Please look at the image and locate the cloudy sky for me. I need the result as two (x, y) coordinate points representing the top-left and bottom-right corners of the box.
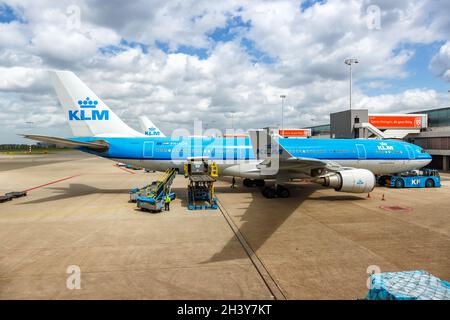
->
(1, 0), (450, 143)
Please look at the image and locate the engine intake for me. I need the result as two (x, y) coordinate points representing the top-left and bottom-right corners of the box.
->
(319, 169), (375, 193)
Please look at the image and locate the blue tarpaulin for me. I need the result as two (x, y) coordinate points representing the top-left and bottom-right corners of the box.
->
(366, 270), (450, 300)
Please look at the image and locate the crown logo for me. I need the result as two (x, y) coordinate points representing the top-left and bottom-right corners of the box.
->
(78, 97), (98, 109)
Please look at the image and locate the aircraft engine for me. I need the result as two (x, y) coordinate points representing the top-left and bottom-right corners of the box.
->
(318, 169), (375, 193)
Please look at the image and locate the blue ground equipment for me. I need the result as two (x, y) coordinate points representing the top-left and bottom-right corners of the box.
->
(132, 168), (177, 212)
(366, 270), (450, 300)
(378, 169), (441, 188)
(129, 181), (158, 202)
(184, 159), (218, 210)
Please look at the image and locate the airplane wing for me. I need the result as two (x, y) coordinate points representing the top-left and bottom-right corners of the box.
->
(249, 129), (344, 175)
(22, 134), (109, 152)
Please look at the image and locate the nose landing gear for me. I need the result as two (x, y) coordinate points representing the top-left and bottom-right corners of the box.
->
(261, 185), (290, 199)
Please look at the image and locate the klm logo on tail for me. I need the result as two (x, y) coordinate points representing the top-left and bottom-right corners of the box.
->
(69, 97), (109, 121)
(145, 127), (161, 136)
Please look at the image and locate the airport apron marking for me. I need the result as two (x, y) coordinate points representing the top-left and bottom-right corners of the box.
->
(114, 164), (136, 174)
(23, 174), (81, 192)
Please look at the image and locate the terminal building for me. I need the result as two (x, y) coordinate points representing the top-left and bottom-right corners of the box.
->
(306, 107), (450, 171)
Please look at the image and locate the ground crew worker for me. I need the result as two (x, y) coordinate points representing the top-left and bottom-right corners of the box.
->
(231, 176), (236, 188)
(164, 194), (171, 211)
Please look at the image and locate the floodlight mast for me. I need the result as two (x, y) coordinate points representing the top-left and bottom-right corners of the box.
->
(344, 58), (359, 110)
(280, 94), (286, 132)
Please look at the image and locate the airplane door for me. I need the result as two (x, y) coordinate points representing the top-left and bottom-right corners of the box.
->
(143, 141), (154, 158)
(356, 144), (366, 160)
(405, 145), (415, 159)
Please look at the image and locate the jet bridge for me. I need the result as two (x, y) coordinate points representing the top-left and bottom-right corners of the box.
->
(354, 122), (387, 139)
(330, 109), (426, 139)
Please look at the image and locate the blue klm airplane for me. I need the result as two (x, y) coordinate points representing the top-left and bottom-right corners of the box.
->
(24, 71), (432, 198)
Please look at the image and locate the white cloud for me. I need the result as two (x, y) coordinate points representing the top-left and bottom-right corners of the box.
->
(0, 21), (29, 48)
(430, 41), (450, 81)
(0, 67), (48, 92)
(359, 89), (447, 114)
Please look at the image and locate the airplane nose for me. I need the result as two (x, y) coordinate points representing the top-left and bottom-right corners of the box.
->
(421, 151), (432, 166)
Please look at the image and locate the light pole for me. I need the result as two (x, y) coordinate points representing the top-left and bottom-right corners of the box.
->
(227, 112), (236, 132)
(280, 94), (286, 132)
(344, 58), (358, 110)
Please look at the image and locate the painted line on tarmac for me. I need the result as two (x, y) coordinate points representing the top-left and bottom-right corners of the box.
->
(216, 198), (287, 300)
(114, 165), (136, 174)
(23, 174), (81, 192)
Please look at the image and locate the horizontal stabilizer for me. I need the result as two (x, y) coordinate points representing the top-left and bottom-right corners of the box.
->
(22, 134), (109, 152)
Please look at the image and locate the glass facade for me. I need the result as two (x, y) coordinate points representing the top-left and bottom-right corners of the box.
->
(407, 107), (450, 170)
(410, 137), (450, 150)
(414, 107), (450, 128)
(307, 124), (330, 136)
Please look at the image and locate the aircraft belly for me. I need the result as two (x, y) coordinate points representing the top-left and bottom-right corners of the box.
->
(110, 158), (177, 172)
(110, 157), (431, 177)
(110, 158), (264, 176)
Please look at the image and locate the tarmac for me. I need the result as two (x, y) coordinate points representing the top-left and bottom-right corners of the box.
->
(0, 151), (449, 299)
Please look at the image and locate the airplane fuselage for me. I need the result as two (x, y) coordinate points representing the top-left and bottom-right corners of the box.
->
(74, 136), (432, 177)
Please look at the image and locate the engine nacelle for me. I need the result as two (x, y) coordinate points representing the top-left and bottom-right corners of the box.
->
(319, 169), (375, 193)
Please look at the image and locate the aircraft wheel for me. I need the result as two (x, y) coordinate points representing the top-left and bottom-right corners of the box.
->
(262, 187), (276, 199)
(277, 186), (290, 198)
(395, 178), (404, 188)
(255, 179), (265, 187)
(425, 179), (435, 188)
(243, 178), (252, 187)
(377, 176), (387, 186)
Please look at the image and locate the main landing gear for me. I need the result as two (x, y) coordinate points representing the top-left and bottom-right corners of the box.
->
(242, 178), (290, 198)
(243, 178), (265, 188)
(261, 185), (290, 199)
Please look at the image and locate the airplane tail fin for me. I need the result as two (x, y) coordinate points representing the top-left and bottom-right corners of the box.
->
(139, 116), (166, 137)
(50, 70), (143, 137)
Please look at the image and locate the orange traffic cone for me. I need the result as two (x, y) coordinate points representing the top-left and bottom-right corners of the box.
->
(381, 193), (385, 201)
(367, 193), (371, 198)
